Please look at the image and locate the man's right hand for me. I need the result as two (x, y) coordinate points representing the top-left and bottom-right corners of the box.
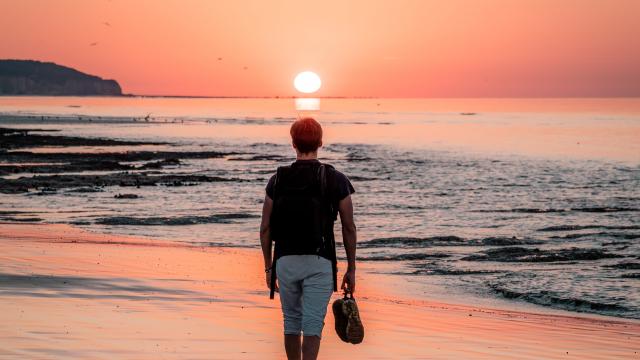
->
(338, 195), (357, 294)
(266, 270), (278, 292)
(341, 269), (356, 293)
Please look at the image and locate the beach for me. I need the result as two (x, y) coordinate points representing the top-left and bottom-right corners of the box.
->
(1, 97), (639, 358)
(3, 1), (640, 358)
(1, 223), (638, 359)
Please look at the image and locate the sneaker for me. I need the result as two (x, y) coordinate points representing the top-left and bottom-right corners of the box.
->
(332, 292), (364, 344)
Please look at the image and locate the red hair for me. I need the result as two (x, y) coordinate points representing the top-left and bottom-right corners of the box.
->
(290, 117), (323, 153)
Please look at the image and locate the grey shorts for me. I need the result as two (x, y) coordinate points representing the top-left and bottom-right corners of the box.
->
(276, 255), (333, 338)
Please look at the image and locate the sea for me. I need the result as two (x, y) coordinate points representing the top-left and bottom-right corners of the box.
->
(1, 96), (639, 319)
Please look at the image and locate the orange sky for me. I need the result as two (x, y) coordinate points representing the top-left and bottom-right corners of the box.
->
(1, 0), (639, 97)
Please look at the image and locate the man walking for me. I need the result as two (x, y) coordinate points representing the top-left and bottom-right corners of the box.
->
(260, 117), (358, 360)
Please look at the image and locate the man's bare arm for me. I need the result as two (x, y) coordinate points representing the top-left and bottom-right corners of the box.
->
(260, 195), (274, 289)
(338, 195), (357, 292)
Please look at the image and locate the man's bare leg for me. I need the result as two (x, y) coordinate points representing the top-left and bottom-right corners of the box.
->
(302, 335), (321, 360)
(285, 334), (302, 360)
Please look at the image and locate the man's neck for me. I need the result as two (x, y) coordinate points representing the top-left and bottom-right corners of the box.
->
(296, 152), (318, 161)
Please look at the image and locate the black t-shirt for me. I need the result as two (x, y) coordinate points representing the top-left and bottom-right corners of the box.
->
(265, 159), (355, 208)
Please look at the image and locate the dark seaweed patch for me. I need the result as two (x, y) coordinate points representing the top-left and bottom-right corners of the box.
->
(66, 187), (105, 193)
(114, 193), (140, 199)
(0, 127), (164, 150)
(0, 173), (243, 194)
(0, 150), (237, 170)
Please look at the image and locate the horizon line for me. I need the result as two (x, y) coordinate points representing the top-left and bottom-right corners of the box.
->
(124, 94), (640, 99)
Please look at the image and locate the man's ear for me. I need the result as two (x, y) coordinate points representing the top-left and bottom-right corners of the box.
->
(292, 142), (297, 150)
(318, 140), (323, 148)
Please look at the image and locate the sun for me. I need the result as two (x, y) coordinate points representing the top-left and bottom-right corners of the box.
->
(294, 71), (321, 94)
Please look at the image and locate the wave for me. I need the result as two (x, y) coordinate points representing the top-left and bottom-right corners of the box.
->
(537, 224), (640, 232)
(359, 236), (465, 248)
(621, 273), (640, 279)
(414, 268), (500, 276)
(602, 240), (631, 247)
(344, 155), (373, 162)
(572, 207), (640, 213)
(603, 262), (640, 270)
(550, 232), (640, 240)
(489, 284), (633, 317)
(94, 213), (258, 226)
(409, 263), (502, 276)
(358, 252), (451, 261)
(462, 247), (621, 262)
(479, 237), (544, 246)
(473, 207), (640, 214)
(473, 208), (566, 213)
(226, 154), (288, 161)
(191, 241), (258, 248)
(359, 236), (543, 249)
(0, 216), (43, 222)
(347, 175), (381, 181)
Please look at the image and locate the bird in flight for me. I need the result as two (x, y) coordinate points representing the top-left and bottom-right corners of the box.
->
(89, 42), (98, 46)
(103, 22), (111, 27)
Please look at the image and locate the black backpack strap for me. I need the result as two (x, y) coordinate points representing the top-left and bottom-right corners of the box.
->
(318, 163), (338, 292)
(320, 164), (338, 219)
(272, 166), (282, 201)
(318, 164), (327, 198)
(269, 258), (277, 299)
(269, 166), (284, 300)
(317, 164), (329, 234)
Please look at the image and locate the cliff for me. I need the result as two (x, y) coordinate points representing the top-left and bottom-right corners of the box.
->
(0, 60), (122, 96)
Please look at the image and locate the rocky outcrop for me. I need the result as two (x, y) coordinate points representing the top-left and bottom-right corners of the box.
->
(0, 60), (122, 95)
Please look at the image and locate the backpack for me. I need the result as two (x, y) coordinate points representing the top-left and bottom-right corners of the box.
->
(269, 162), (338, 299)
(270, 163), (331, 255)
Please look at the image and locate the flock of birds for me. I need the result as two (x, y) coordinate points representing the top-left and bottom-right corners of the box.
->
(89, 20), (250, 70)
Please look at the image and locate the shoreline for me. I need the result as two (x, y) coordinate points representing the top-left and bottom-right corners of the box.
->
(1, 223), (638, 359)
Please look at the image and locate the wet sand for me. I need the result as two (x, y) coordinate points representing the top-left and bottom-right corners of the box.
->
(0, 223), (638, 359)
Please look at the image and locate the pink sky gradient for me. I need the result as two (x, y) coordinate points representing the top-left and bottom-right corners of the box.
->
(1, 0), (639, 97)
